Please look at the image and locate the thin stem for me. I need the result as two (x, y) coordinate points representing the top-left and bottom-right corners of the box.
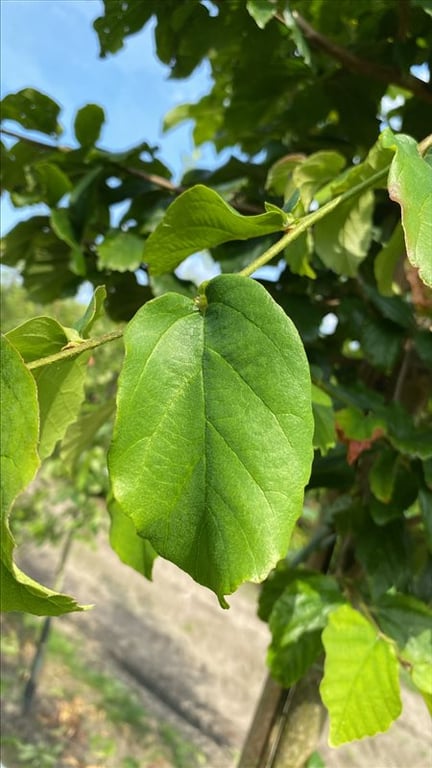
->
(26, 329), (123, 370)
(239, 166), (388, 277)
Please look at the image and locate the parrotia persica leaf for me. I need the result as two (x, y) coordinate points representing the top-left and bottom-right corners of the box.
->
(142, 185), (289, 276)
(320, 604), (402, 746)
(109, 274), (314, 605)
(0, 335), (84, 615)
(109, 499), (157, 581)
(382, 128), (432, 288)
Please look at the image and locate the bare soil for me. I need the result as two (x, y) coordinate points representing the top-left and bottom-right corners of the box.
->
(3, 535), (432, 768)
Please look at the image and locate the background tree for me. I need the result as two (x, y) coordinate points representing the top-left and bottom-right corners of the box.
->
(1, 0), (431, 761)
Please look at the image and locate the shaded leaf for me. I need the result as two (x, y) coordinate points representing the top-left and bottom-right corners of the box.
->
(1, 88), (61, 135)
(109, 499), (157, 580)
(312, 385), (336, 456)
(74, 104), (105, 147)
(109, 274), (313, 604)
(60, 398), (116, 472)
(374, 222), (405, 296)
(320, 605), (402, 745)
(314, 192), (374, 277)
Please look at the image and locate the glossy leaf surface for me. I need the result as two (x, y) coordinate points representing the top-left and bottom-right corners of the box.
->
(109, 274), (313, 603)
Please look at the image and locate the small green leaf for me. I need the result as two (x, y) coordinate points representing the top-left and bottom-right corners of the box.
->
(246, 0), (276, 29)
(382, 128), (432, 287)
(6, 318), (88, 460)
(320, 604), (402, 745)
(314, 192), (374, 277)
(73, 285), (108, 338)
(142, 185), (288, 276)
(267, 573), (343, 686)
(1, 88), (61, 135)
(74, 103), (105, 147)
(293, 151), (346, 210)
(312, 385), (336, 456)
(374, 223), (405, 296)
(33, 163), (72, 206)
(1, 335), (83, 615)
(109, 499), (157, 580)
(60, 398), (116, 472)
(97, 231), (144, 272)
(109, 274), (313, 603)
(370, 447), (398, 502)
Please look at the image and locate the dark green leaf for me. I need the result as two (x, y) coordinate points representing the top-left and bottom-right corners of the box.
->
(312, 385), (336, 456)
(74, 104), (105, 147)
(109, 274), (314, 604)
(1, 88), (61, 135)
(109, 499), (157, 580)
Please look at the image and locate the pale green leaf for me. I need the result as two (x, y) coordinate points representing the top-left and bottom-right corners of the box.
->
(265, 153), (306, 201)
(74, 103), (105, 147)
(285, 230), (316, 278)
(6, 317), (89, 460)
(1, 335), (83, 615)
(293, 151), (346, 210)
(246, 0), (275, 28)
(109, 499), (157, 580)
(321, 604), (402, 745)
(97, 231), (144, 272)
(109, 274), (314, 604)
(73, 285), (108, 338)
(314, 191), (374, 277)
(142, 185), (288, 276)
(382, 128), (432, 287)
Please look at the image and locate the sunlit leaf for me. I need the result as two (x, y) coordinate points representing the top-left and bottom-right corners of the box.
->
(142, 185), (288, 276)
(382, 128), (432, 287)
(97, 231), (144, 272)
(320, 604), (402, 745)
(109, 274), (313, 604)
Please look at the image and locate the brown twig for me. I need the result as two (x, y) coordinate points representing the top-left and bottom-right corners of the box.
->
(285, 11), (432, 105)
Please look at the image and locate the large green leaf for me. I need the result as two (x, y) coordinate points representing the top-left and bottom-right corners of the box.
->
(109, 274), (314, 604)
(320, 604), (402, 745)
(142, 185), (288, 276)
(382, 129), (432, 287)
(1, 335), (83, 615)
(6, 317), (88, 460)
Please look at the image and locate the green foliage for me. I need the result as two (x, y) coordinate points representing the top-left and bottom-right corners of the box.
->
(109, 275), (313, 603)
(1, 0), (432, 752)
(320, 605), (402, 746)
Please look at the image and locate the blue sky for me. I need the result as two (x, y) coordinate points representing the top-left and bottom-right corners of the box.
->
(1, 0), (226, 234)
